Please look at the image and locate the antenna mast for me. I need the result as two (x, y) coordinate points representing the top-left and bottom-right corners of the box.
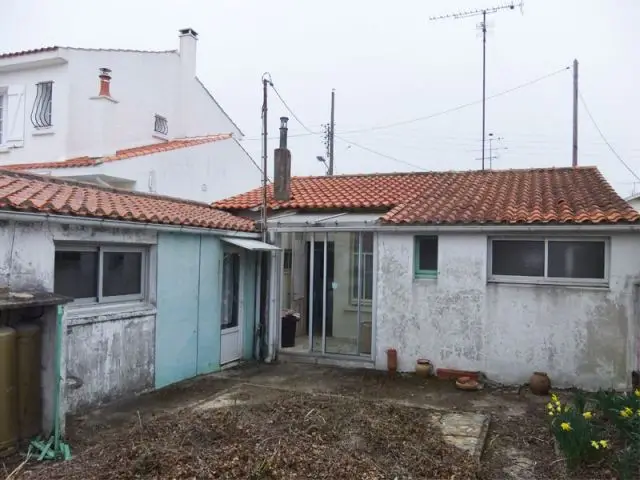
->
(430, 2), (523, 171)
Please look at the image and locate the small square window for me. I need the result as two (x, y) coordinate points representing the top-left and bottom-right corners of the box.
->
(415, 236), (438, 278)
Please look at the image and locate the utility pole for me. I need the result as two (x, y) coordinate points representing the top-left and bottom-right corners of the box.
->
(572, 59), (579, 167)
(260, 73), (273, 242)
(328, 89), (335, 176)
(430, 2), (523, 170)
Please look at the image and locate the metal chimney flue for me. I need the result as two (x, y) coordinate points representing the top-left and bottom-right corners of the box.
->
(279, 116), (289, 149)
(273, 116), (292, 201)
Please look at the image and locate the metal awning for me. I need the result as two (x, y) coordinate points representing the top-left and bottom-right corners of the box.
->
(267, 212), (382, 229)
(221, 237), (280, 251)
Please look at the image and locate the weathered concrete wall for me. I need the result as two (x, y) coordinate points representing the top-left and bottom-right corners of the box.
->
(65, 309), (155, 412)
(0, 220), (158, 416)
(375, 231), (640, 390)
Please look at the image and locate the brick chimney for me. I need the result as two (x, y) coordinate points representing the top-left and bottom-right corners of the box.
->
(98, 67), (112, 97)
(176, 28), (198, 138)
(87, 67), (118, 157)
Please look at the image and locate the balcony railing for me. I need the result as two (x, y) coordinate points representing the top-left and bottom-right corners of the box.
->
(154, 114), (168, 136)
(31, 81), (53, 128)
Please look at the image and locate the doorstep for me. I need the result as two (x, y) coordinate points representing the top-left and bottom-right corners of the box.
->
(277, 350), (375, 370)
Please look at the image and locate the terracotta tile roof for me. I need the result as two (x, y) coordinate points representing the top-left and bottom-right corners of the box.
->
(0, 47), (59, 59)
(213, 167), (640, 225)
(0, 170), (255, 232)
(2, 134), (233, 171)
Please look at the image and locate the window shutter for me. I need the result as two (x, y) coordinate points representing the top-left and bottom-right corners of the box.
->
(6, 85), (26, 147)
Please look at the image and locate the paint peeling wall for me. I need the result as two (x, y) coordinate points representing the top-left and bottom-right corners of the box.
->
(0, 220), (158, 416)
(375, 231), (640, 390)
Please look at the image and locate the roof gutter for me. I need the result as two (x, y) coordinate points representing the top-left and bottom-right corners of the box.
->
(0, 210), (259, 238)
(268, 223), (640, 233)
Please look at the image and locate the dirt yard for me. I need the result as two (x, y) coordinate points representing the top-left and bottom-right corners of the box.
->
(3, 363), (570, 479)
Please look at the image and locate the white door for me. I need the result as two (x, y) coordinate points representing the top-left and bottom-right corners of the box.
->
(220, 250), (243, 365)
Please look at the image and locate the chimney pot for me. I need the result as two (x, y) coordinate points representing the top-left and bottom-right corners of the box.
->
(98, 67), (112, 97)
(279, 117), (289, 149)
(179, 27), (198, 38)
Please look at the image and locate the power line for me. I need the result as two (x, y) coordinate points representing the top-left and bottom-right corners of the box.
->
(338, 66), (570, 135)
(269, 81), (427, 171)
(242, 66), (571, 141)
(270, 83), (317, 135)
(578, 90), (640, 182)
(334, 135), (428, 171)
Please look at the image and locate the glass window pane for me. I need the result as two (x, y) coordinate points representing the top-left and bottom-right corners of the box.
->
(364, 254), (374, 300)
(362, 232), (374, 253)
(492, 240), (544, 277)
(102, 251), (143, 297)
(548, 241), (605, 279)
(221, 253), (240, 329)
(417, 236), (438, 271)
(54, 250), (98, 299)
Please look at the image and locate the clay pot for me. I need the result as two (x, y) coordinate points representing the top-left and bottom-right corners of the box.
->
(386, 349), (398, 375)
(529, 371), (551, 395)
(456, 376), (481, 391)
(415, 359), (433, 378)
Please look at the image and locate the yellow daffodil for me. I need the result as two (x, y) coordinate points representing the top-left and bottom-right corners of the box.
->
(599, 440), (609, 449)
(546, 403), (554, 410)
(556, 406), (562, 413)
(555, 400), (561, 407)
(591, 440), (600, 449)
(634, 388), (640, 398)
(560, 422), (572, 431)
(583, 411), (593, 420)
(548, 411), (554, 416)
(621, 407), (634, 418)
(551, 393), (559, 402)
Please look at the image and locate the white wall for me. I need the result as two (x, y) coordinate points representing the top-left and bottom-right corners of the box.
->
(0, 220), (158, 422)
(628, 198), (640, 212)
(43, 137), (261, 202)
(375, 231), (640, 391)
(0, 45), (242, 165)
(0, 61), (70, 166)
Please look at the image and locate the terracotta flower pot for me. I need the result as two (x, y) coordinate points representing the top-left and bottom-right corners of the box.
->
(529, 371), (551, 395)
(386, 349), (397, 375)
(416, 359), (433, 378)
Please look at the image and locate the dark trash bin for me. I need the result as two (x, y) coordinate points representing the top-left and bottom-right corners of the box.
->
(281, 314), (298, 348)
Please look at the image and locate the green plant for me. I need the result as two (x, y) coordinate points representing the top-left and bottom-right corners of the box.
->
(594, 389), (640, 441)
(547, 394), (607, 470)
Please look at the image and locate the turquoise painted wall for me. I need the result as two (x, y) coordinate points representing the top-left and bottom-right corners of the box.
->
(155, 232), (200, 389)
(243, 251), (257, 360)
(155, 232), (224, 388)
(197, 236), (223, 374)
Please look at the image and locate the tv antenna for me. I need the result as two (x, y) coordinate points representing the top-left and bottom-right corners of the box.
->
(430, 2), (524, 171)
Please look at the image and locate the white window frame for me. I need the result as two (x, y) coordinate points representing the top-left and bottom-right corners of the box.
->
(488, 236), (610, 287)
(350, 232), (373, 306)
(55, 244), (148, 305)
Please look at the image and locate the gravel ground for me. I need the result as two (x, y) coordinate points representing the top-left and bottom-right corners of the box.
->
(15, 391), (478, 480)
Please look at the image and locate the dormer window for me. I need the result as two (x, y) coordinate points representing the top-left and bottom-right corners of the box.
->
(31, 81), (53, 128)
(154, 114), (168, 136)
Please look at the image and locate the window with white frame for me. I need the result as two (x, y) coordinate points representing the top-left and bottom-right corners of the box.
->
(54, 245), (148, 303)
(350, 232), (374, 304)
(489, 237), (607, 284)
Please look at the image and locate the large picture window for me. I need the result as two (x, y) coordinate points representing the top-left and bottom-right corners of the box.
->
(489, 237), (607, 285)
(54, 245), (147, 303)
(350, 232), (373, 304)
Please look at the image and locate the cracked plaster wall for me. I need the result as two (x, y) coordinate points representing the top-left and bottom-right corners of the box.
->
(0, 220), (157, 420)
(375, 232), (640, 390)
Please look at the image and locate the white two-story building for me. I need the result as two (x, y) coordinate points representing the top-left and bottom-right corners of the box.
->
(0, 28), (260, 202)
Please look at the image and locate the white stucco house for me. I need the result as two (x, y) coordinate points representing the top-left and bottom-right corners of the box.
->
(625, 192), (640, 213)
(215, 166), (640, 391)
(0, 28), (259, 202)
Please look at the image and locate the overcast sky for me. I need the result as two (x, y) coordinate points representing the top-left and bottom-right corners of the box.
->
(2, 0), (639, 196)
